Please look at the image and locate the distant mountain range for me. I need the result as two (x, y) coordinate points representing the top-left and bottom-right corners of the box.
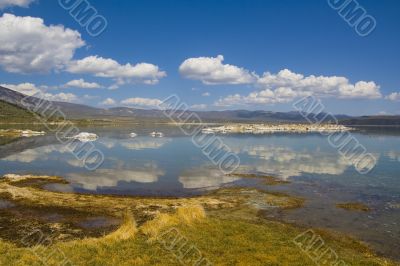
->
(1, 85), (399, 125)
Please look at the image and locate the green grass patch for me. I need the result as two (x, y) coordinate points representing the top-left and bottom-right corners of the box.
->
(0, 206), (395, 266)
(0, 175), (395, 265)
(0, 100), (36, 123)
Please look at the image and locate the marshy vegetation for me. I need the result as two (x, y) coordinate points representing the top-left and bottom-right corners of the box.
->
(336, 202), (372, 212)
(0, 174), (396, 265)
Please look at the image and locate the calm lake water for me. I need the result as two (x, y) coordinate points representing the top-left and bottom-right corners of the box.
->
(0, 125), (399, 259)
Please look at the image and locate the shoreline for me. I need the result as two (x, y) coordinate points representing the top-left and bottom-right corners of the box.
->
(0, 174), (397, 265)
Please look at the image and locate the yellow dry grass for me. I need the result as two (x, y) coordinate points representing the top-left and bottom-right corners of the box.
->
(1, 175), (398, 265)
(141, 205), (206, 241)
(103, 209), (138, 241)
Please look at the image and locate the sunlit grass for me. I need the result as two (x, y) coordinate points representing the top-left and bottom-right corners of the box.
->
(141, 205), (206, 241)
(0, 175), (396, 265)
(0, 205), (396, 266)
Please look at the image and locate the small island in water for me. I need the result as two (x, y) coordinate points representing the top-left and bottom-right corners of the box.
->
(202, 123), (353, 134)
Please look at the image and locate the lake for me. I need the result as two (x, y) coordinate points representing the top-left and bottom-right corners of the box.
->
(0, 125), (399, 259)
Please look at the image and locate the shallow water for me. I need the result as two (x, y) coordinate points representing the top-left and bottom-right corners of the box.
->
(0, 125), (399, 259)
(78, 217), (121, 229)
(0, 199), (14, 209)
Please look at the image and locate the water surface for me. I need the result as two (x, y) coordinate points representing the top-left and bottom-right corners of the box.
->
(0, 125), (399, 259)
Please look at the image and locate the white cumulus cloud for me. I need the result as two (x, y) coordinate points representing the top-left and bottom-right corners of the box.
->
(179, 55), (256, 85)
(191, 104), (207, 110)
(180, 55), (382, 106)
(215, 87), (310, 107)
(215, 67), (382, 107)
(2, 82), (78, 103)
(0, 13), (84, 73)
(64, 79), (103, 89)
(67, 55), (167, 85)
(100, 98), (116, 106)
(120, 97), (162, 108)
(1, 82), (40, 95)
(0, 14), (165, 87)
(45, 92), (78, 102)
(385, 92), (400, 101)
(257, 69), (382, 100)
(0, 0), (34, 9)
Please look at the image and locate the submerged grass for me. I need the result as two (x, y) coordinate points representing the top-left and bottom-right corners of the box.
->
(336, 202), (372, 212)
(228, 173), (291, 185)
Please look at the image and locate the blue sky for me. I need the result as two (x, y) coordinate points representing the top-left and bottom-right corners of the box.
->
(0, 0), (399, 115)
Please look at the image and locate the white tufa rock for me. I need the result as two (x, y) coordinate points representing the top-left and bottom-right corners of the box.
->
(201, 124), (353, 134)
(3, 174), (51, 181)
(72, 132), (98, 142)
(20, 130), (45, 137)
(3, 174), (26, 181)
(150, 131), (164, 138)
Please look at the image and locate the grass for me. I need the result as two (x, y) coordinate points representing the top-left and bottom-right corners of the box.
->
(103, 210), (138, 241)
(0, 129), (45, 138)
(141, 205), (206, 241)
(0, 174), (396, 265)
(264, 191), (305, 209)
(0, 129), (26, 137)
(0, 205), (396, 266)
(0, 100), (37, 123)
(336, 202), (372, 212)
(0, 175), (304, 223)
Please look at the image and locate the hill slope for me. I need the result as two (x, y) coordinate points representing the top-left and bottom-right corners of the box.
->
(340, 116), (400, 126)
(2, 85), (400, 125)
(0, 100), (37, 123)
(0, 85), (108, 119)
